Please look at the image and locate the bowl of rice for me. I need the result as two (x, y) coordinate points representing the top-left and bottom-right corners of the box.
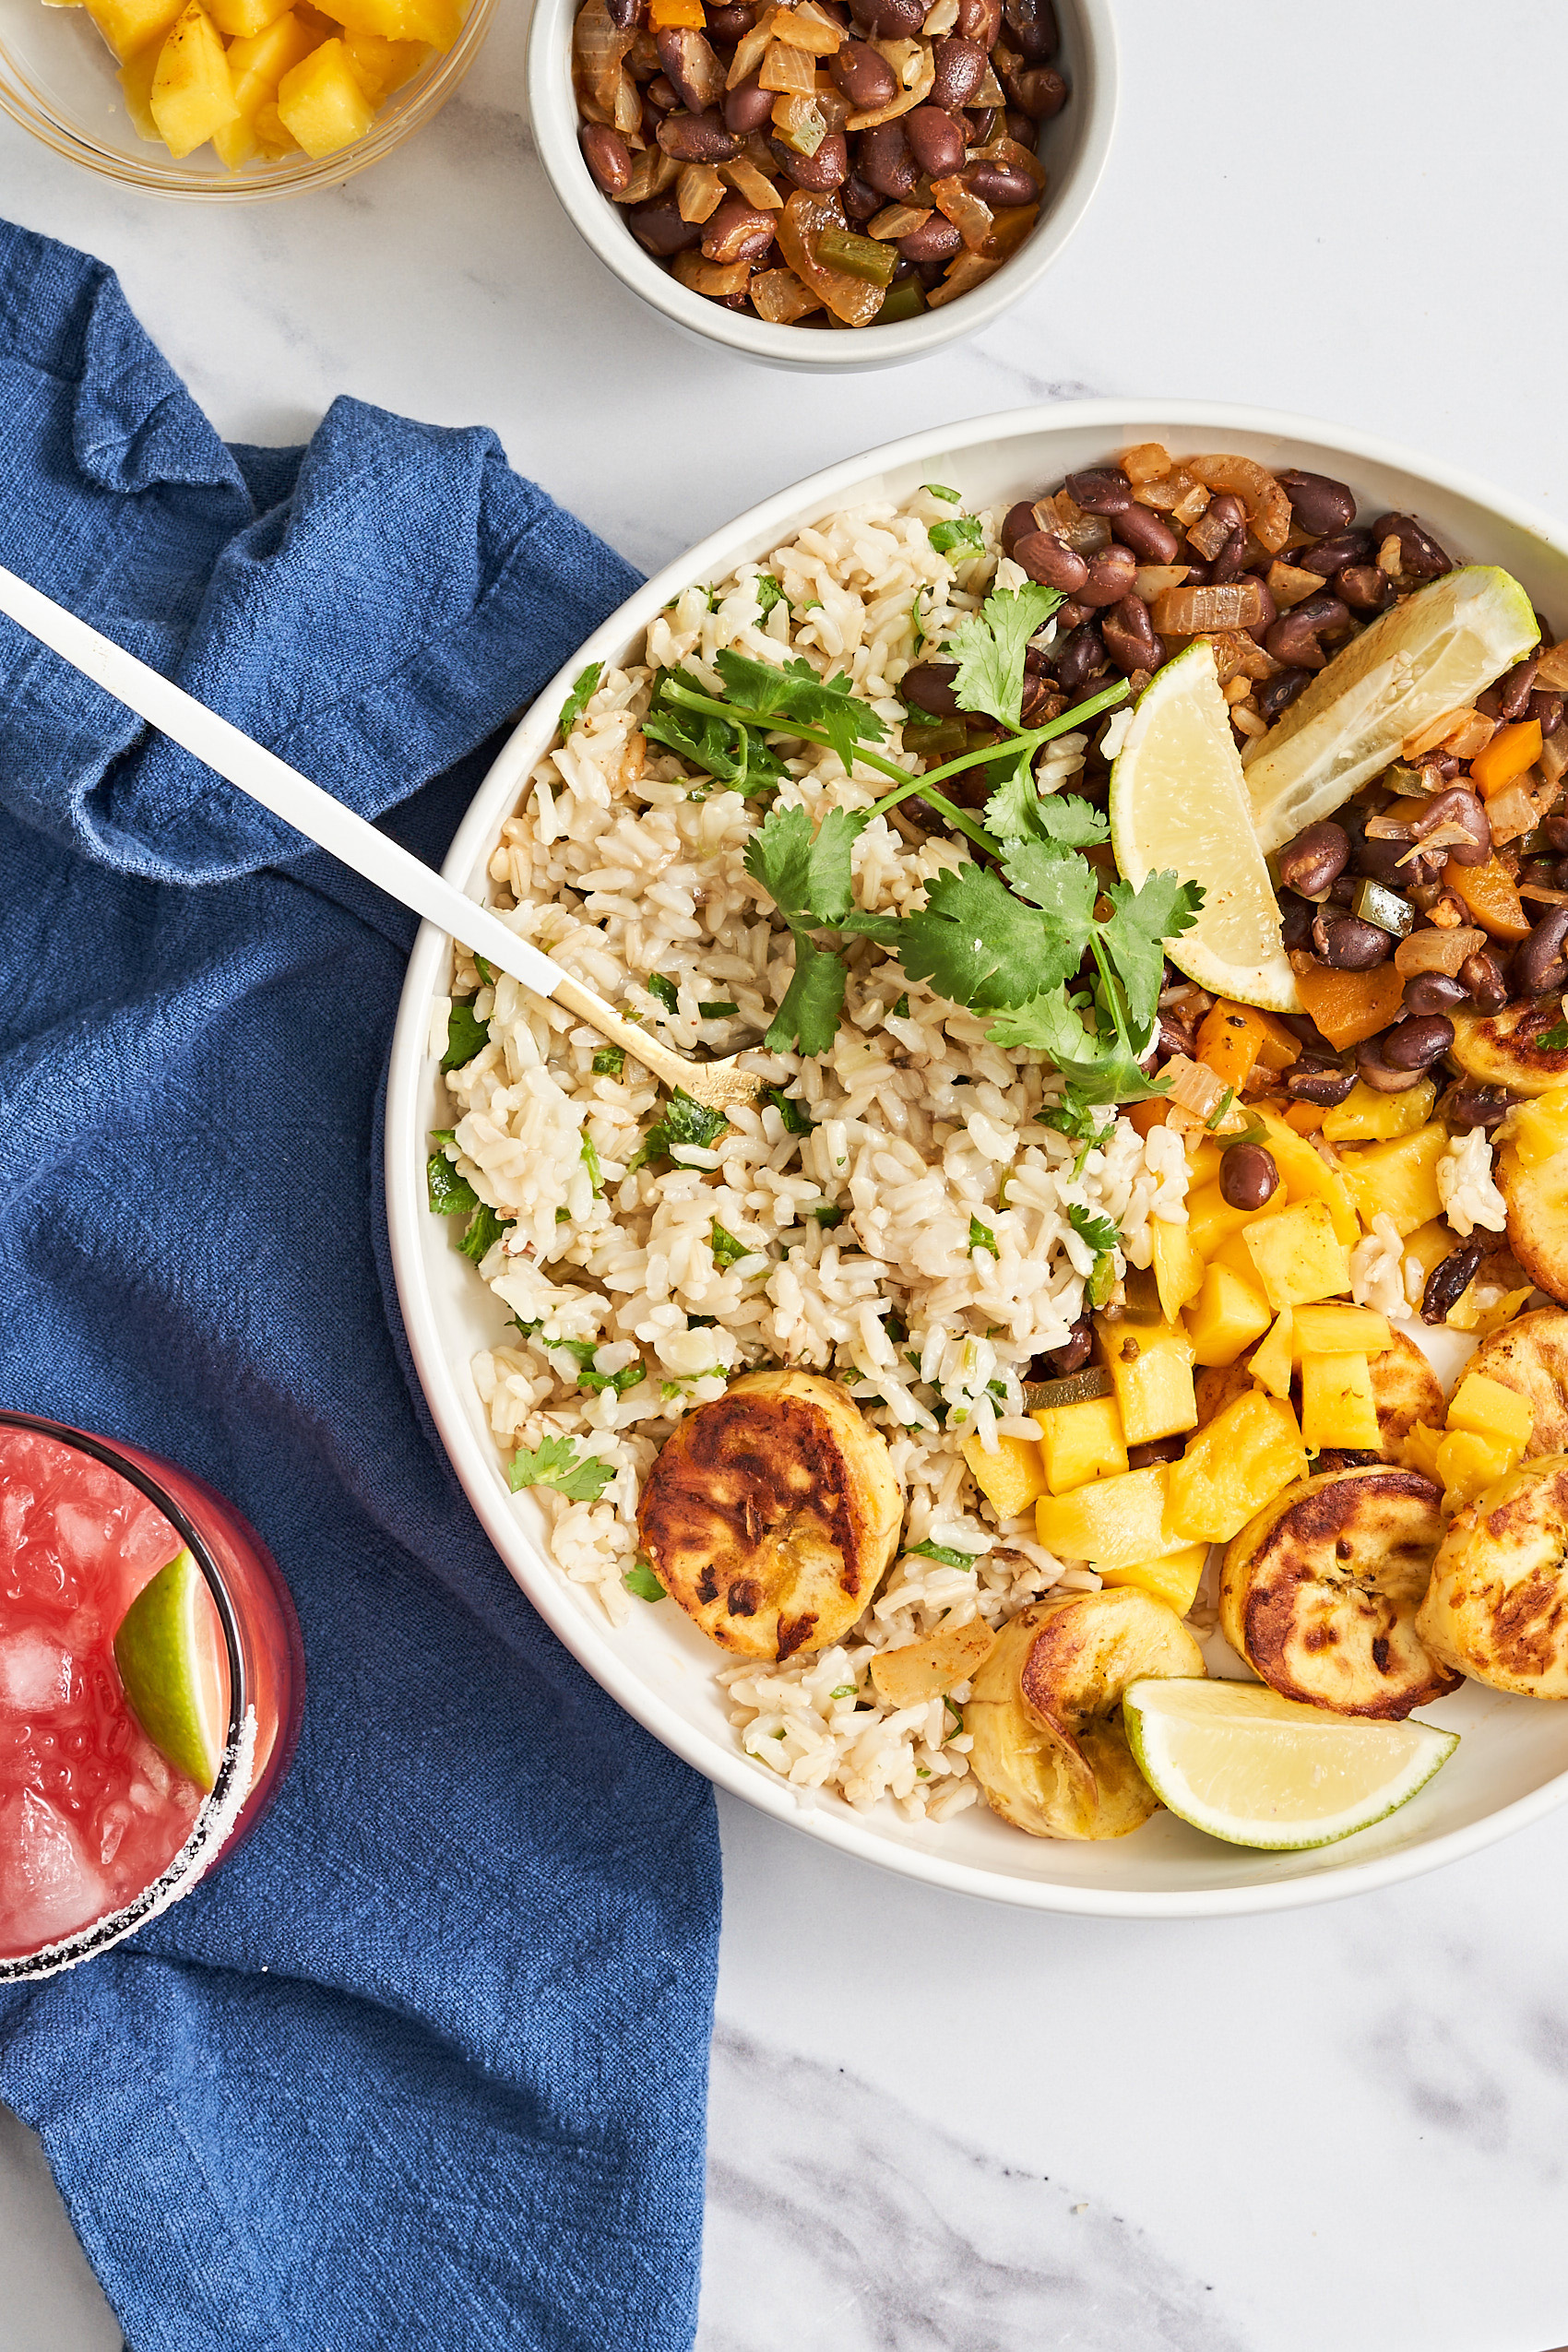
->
(385, 400), (1568, 1915)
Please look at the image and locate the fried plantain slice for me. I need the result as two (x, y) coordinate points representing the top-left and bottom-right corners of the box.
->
(1498, 1128), (1568, 1304)
(1467, 1309), (1568, 1455)
(1450, 1001), (1568, 1097)
(637, 1368), (902, 1662)
(967, 1586), (1205, 1840)
(1417, 1454), (1568, 1697)
(1220, 1466), (1461, 1719)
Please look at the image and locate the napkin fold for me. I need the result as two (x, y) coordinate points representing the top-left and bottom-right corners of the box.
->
(0, 220), (720, 2352)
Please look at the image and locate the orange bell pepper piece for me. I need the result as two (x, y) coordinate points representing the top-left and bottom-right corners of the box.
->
(1127, 1098), (1169, 1138)
(650, 0), (705, 23)
(1469, 719), (1542, 800)
(1289, 960), (1407, 1049)
(1195, 999), (1299, 1091)
(1283, 1099), (1326, 1135)
(1443, 854), (1532, 940)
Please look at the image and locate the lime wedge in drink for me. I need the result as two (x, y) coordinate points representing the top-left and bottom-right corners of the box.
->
(113, 1549), (228, 1793)
(1110, 640), (1300, 1012)
(1123, 1676), (1458, 1851)
(1242, 565), (1538, 853)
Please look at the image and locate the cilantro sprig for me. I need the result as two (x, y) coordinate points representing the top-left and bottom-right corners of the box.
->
(506, 1435), (616, 1503)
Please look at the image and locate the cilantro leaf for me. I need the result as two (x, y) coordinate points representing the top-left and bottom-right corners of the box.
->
(904, 1538), (979, 1568)
(458, 1203), (511, 1262)
(542, 1337), (645, 1400)
(766, 933), (848, 1056)
(744, 802), (817, 924)
(897, 861), (1090, 1012)
(557, 660), (602, 742)
(754, 575), (787, 618)
(427, 1152), (478, 1217)
(714, 647), (887, 775)
(986, 984), (1158, 1103)
(442, 998), (489, 1073)
(624, 1559), (666, 1601)
(1099, 872), (1205, 1032)
(910, 587), (927, 653)
(983, 752), (1110, 850)
(889, 993), (909, 1019)
(766, 1087), (814, 1134)
(924, 483), (962, 503)
(627, 1088), (731, 1171)
(644, 668), (788, 798)
(647, 972), (679, 1014)
(592, 1045), (625, 1077)
(580, 1133), (602, 1194)
(929, 516), (985, 558)
(507, 1434), (616, 1503)
(808, 1202), (844, 1226)
(944, 583), (1062, 730)
(699, 1000), (738, 1019)
(1068, 1203), (1122, 1255)
(1541, 1019), (1568, 1049)
(473, 955), (497, 988)
(998, 837), (1101, 930)
(968, 1213), (998, 1254)
(710, 1220), (754, 1268)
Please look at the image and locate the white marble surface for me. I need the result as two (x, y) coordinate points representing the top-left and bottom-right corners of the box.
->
(5, 0), (1568, 2345)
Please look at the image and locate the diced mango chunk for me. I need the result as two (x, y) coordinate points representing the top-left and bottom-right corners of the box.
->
(1166, 1391), (1309, 1543)
(1243, 1198), (1352, 1313)
(1300, 1351), (1381, 1454)
(1035, 1465), (1188, 1571)
(212, 4), (316, 162)
(117, 38), (161, 134)
(1401, 1218), (1454, 1292)
(150, 1), (237, 157)
(1151, 1218), (1205, 1323)
(1289, 1303), (1393, 1359)
(1250, 1308), (1294, 1400)
(1506, 1087), (1568, 1174)
(1096, 1319), (1197, 1446)
(206, 0), (288, 33)
(1434, 1427), (1524, 1511)
(1100, 1541), (1209, 1619)
(1322, 1076), (1437, 1146)
(1446, 1372), (1534, 1447)
(1032, 1394), (1127, 1496)
(277, 32), (374, 151)
(1248, 1105), (1361, 1247)
(1185, 1176), (1289, 1263)
(1403, 1421), (1444, 1485)
(962, 1431), (1049, 1521)
(315, 0), (457, 46)
(1336, 1124), (1448, 1239)
(86, 0), (180, 60)
(1186, 1264), (1274, 1367)
(252, 92), (300, 146)
(341, 27), (425, 93)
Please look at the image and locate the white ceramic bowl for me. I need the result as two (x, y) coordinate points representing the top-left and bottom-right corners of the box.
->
(525, 0), (1117, 370)
(386, 399), (1568, 1916)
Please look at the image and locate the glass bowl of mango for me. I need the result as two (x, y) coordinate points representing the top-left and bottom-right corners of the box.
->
(0, 0), (494, 194)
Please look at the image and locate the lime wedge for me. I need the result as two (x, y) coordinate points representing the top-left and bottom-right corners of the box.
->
(1242, 565), (1538, 853)
(1123, 1676), (1458, 1851)
(113, 1549), (228, 1793)
(1110, 640), (1300, 1012)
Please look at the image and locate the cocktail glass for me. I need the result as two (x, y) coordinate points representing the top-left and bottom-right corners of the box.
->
(0, 1410), (303, 1979)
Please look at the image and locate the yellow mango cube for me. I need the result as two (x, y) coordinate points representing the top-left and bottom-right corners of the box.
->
(213, 5), (316, 162)
(1300, 1351), (1382, 1454)
(206, 0), (288, 32)
(1290, 1303), (1393, 1359)
(150, 1), (237, 156)
(252, 92), (301, 145)
(1186, 1264), (1274, 1367)
(341, 28), (425, 93)
(1243, 1197), (1352, 1313)
(1032, 1394), (1127, 1496)
(1445, 1372), (1534, 1448)
(1249, 1105), (1360, 1247)
(1151, 1218), (1205, 1323)
(277, 33), (374, 151)
(117, 38), (160, 134)
(1434, 1426), (1524, 1511)
(1096, 1319), (1197, 1446)
(1185, 1176), (1289, 1263)
(1504, 1087), (1568, 1174)
(1184, 1138), (1224, 1191)
(1100, 1541), (1209, 1618)
(86, 0), (180, 60)
(1402, 1218), (1455, 1291)
(1250, 1308), (1295, 1400)
(962, 1431), (1048, 1521)
(1447, 1282), (1534, 1337)
(1336, 1124), (1448, 1239)
(315, 0), (457, 45)
(1166, 1391), (1309, 1543)
(1035, 1465), (1188, 1571)
(1322, 1076), (1438, 1146)
(1403, 1421), (1444, 1485)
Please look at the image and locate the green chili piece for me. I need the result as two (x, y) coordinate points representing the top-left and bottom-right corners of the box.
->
(816, 228), (898, 287)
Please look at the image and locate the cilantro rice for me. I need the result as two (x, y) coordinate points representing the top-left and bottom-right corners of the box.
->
(433, 487), (1191, 1824)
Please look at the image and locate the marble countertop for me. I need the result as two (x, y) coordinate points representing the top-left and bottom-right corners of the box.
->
(6, 1), (1568, 2345)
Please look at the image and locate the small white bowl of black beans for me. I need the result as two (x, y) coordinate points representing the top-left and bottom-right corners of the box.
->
(526, 0), (1116, 367)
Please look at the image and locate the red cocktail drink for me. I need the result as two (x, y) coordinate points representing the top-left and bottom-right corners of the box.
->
(0, 1413), (303, 1977)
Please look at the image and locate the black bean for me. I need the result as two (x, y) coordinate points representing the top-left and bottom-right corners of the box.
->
(656, 26), (725, 110)
(1355, 1035), (1424, 1092)
(1003, 103), (1035, 143)
(772, 127), (848, 187)
(830, 37), (897, 108)
(1382, 1013), (1455, 1071)
(1002, 500), (1039, 553)
(1443, 1087), (1515, 1134)
(1053, 623), (1107, 691)
(706, 1), (754, 34)
(897, 213), (962, 261)
(1457, 949), (1510, 1013)
(580, 123), (633, 195)
(1313, 911), (1391, 969)
(1402, 972), (1467, 1017)
(1421, 1240), (1485, 1325)
(901, 660), (962, 717)
(702, 197), (775, 262)
(1277, 820), (1349, 899)
(647, 72), (682, 107)
(848, 0), (924, 31)
(1003, 0), (1057, 56)
(1220, 1143), (1280, 1211)
(722, 74), (773, 129)
(904, 104), (966, 176)
(658, 109), (737, 160)
(857, 118), (918, 196)
(841, 170), (880, 219)
(1531, 690), (1564, 739)
(1356, 835), (1443, 890)
(1048, 1316), (1093, 1375)
(1013, 529), (1087, 594)
(955, 0), (1002, 42)
(1063, 467), (1132, 516)
(1278, 893), (1315, 954)
(1498, 654), (1542, 720)
(1370, 511), (1452, 579)
(1265, 593), (1350, 671)
(1257, 667), (1311, 725)
(930, 33), (986, 107)
(1285, 1058), (1356, 1106)
(1411, 785), (1490, 867)
(1338, 564), (1394, 613)
(629, 196), (705, 253)
(1514, 905), (1568, 998)
(1125, 1436), (1187, 1469)
(1277, 469), (1358, 536)
(965, 159), (1037, 205)
(1110, 505), (1179, 564)
(1001, 60), (1065, 114)
(1077, 544), (1138, 610)
(1100, 594), (1159, 676)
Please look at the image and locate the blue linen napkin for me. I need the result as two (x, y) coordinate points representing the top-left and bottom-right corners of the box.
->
(0, 220), (721, 2352)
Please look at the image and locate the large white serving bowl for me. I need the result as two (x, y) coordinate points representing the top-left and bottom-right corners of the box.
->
(386, 399), (1568, 1917)
(525, 0), (1117, 372)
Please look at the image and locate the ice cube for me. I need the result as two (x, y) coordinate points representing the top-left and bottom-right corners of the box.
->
(119, 1501), (181, 1583)
(52, 1500), (119, 1570)
(0, 1789), (111, 1953)
(0, 1630), (71, 1713)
